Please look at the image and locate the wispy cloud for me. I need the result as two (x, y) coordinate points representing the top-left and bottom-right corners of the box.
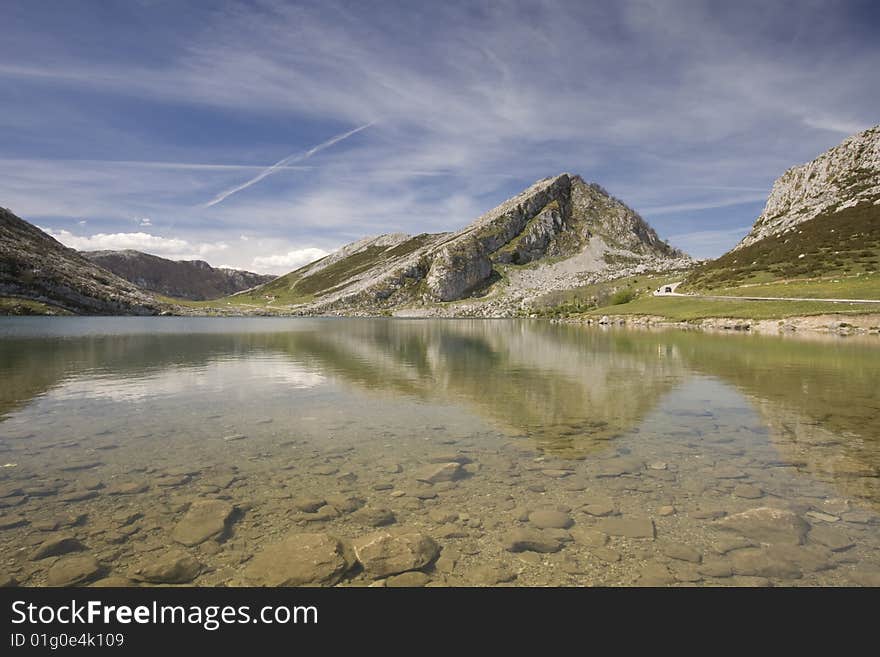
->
(203, 122), (374, 207)
(639, 195), (768, 216)
(1, 1), (878, 266)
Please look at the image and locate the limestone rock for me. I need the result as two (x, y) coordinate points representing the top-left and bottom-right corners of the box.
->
(31, 535), (86, 560)
(46, 555), (103, 587)
(528, 510), (573, 530)
(597, 516), (655, 539)
(352, 529), (439, 578)
(735, 125), (880, 250)
(353, 506), (396, 527)
(244, 533), (354, 586)
(715, 507), (809, 545)
(171, 500), (234, 546)
(385, 571), (431, 587)
(414, 462), (465, 484)
(502, 528), (562, 553)
(133, 552), (203, 584)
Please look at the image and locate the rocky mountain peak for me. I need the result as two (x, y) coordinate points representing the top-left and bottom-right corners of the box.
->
(735, 124), (880, 250)
(236, 172), (686, 315)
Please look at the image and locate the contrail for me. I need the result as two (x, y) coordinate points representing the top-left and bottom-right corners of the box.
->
(203, 122), (374, 208)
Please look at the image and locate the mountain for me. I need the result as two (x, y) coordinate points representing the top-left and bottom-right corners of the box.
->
(82, 250), (276, 300)
(0, 208), (159, 315)
(232, 173), (688, 316)
(686, 125), (880, 291)
(736, 125), (879, 250)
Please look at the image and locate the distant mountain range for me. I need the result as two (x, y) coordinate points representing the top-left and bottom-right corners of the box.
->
(2, 124), (877, 316)
(82, 250), (275, 301)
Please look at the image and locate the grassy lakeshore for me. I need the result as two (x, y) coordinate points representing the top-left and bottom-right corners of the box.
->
(582, 295), (880, 322)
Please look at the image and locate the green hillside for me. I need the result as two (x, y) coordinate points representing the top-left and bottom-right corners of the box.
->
(231, 233), (437, 306)
(682, 202), (880, 294)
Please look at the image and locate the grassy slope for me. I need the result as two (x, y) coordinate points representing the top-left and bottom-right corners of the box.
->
(573, 202), (880, 322)
(0, 296), (74, 315)
(683, 201), (880, 293)
(227, 234), (435, 307)
(584, 295), (879, 321)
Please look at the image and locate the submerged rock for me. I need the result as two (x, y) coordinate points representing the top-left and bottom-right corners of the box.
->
(133, 552), (203, 584)
(352, 529), (440, 578)
(46, 555), (103, 587)
(715, 507), (809, 545)
(414, 462), (465, 484)
(30, 535), (85, 560)
(244, 533), (354, 586)
(528, 510), (573, 530)
(171, 499), (234, 546)
(502, 528), (562, 553)
(353, 506), (396, 527)
(597, 516), (655, 539)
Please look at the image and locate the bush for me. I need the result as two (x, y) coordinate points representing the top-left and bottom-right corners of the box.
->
(609, 288), (636, 305)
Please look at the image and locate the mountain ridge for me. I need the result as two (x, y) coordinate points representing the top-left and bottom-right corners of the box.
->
(231, 173), (689, 316)
(735, 124), (880, 250)
(0, 207), (160, 314)
(82, 249), (276, 300)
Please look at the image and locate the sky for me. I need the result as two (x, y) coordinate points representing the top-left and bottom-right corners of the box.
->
(1, 0), (878, 274)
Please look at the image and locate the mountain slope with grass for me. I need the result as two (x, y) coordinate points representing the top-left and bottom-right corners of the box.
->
(229, 173), (689, 316)
(569, 125), (880, 331)
(681, 124), (879, 299)
(0, 207), (160, 315)
(83, 250), (275, 300)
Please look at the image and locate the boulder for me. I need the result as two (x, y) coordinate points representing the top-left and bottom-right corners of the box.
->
(715, 507), (809, 545)
(172, 500), (234, 546)
(352, 529), (440, 578)
(243, 533), (354, 586)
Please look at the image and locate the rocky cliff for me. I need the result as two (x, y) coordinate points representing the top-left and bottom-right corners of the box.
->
(736, 124), (880, 250)
(233, 173), (688, 316)
(83, 250), (276, 300)
(0, 208), (160, 314)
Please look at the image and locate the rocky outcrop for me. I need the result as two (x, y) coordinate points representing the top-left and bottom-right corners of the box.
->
(235, 173), (686, 316)
(736, 124), (880, 250)
(425, 236), (492, 301)
(0, 207), (160, 315)
(83, 250), (275, 300)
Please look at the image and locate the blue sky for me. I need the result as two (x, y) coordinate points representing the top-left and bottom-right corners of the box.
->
(1, 0), (878, 273)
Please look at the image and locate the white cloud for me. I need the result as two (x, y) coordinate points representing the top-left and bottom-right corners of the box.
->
(802, 117), (870, 135)
(252, 248), (329, 273)
(138, 217), (152, 226)
(42, 227), (229, 260)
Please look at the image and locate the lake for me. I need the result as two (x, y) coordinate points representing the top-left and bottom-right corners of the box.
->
(1, 317), (878, 586)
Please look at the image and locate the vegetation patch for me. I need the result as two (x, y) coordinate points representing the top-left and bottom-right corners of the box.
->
(683, 202), (880, 291)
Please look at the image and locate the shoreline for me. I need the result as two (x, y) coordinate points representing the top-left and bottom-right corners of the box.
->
(555, 312), (880, 337)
